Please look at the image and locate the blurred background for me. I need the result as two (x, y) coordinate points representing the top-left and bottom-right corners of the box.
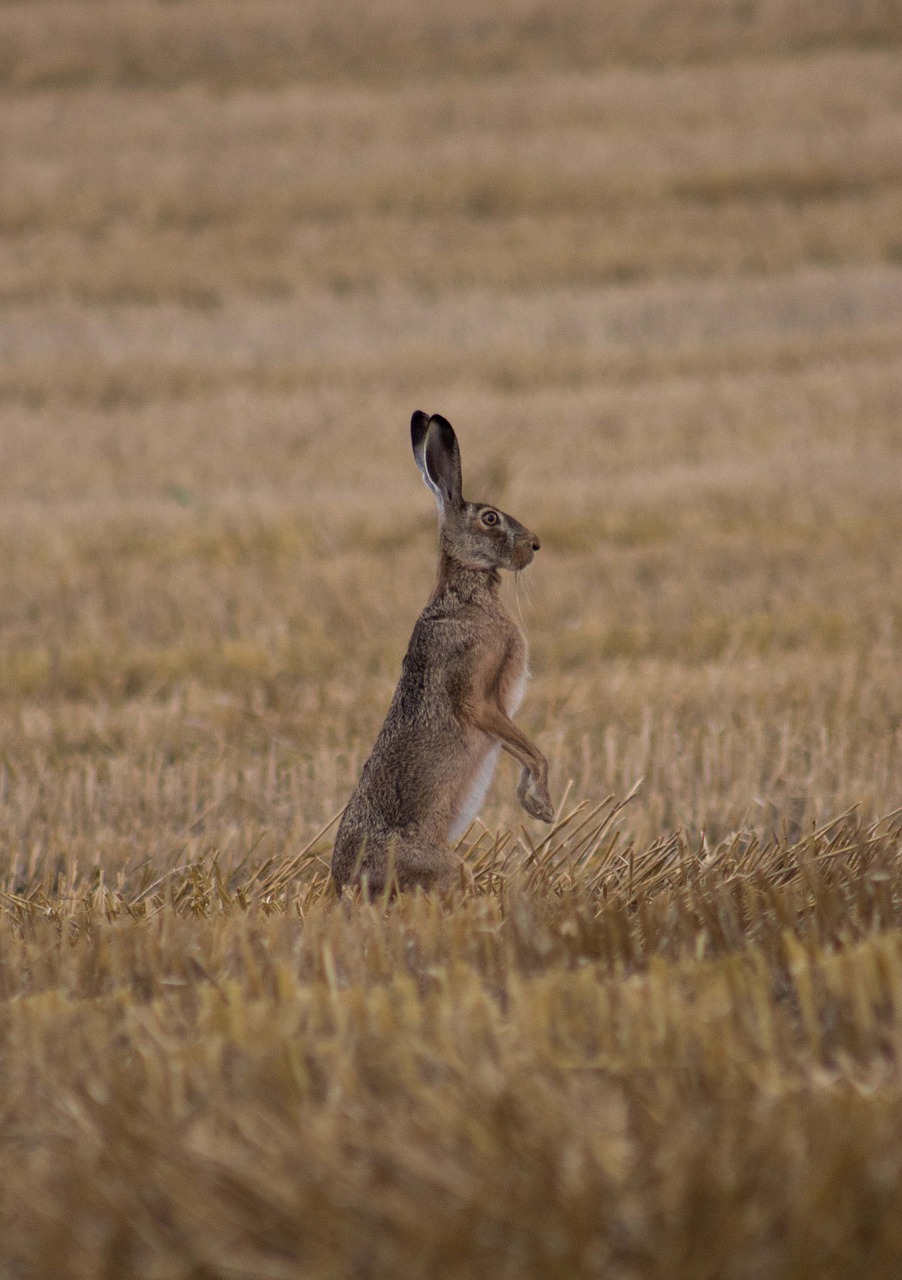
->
(1, 0), (901, 878)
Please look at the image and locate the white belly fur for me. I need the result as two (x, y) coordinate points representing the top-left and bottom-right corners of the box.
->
(504, 662), (529, 716)
(449, 660), (530, 842)
(449, 743), (502, 842)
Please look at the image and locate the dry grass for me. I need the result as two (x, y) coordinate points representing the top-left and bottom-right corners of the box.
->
(2, 0), (900, 90)
(2, 1), (902, 1275)
(5, 814), (902, 1278)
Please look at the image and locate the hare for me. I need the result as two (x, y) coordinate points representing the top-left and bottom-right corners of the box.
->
(331, 411), (554, 896)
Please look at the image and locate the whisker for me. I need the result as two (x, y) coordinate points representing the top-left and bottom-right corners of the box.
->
(515, 566), (534, 613)
(514, 570), (526, 624)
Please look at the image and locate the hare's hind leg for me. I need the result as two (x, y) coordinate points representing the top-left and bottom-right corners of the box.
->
(335, 833), (471, 898)
(436, 852), (475, 894)
(396, 839), (473, 895)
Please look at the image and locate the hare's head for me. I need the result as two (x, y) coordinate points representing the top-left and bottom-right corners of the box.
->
(411, 411), (541, 573)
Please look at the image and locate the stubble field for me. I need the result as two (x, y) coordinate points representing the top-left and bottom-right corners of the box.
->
(1, 3), (902, 1276)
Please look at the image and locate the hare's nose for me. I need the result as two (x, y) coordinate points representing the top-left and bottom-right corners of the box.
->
(531, 536), (541, 552)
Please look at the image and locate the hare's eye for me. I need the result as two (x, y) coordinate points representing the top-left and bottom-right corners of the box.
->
(482, 510), (499, 527)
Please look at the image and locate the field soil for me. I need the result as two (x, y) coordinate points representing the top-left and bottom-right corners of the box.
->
(1, 3), (902, 1276)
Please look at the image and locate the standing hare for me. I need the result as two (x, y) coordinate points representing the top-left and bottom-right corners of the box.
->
(331, 411), (554, 896)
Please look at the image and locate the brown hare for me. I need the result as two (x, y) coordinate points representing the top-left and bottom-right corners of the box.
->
(331, 411), (554, 896)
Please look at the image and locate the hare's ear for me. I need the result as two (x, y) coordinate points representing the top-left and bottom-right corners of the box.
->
(411, 408), (443, 507)
(411, 410), (463, 511)
(411, 410), (431, 487)
(423, 414), (463, 511)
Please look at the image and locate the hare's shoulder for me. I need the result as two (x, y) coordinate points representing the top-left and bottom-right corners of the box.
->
(410, 596), (520, 663)
(400, 603), (526, 724)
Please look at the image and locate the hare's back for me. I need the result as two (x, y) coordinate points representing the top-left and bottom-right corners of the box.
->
(390, 614), (476, 734)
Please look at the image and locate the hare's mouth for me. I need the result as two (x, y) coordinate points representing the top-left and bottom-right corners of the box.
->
(512, 542), (536, 571)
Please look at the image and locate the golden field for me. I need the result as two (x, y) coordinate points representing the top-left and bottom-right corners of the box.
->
(1, 2), (902, 1275)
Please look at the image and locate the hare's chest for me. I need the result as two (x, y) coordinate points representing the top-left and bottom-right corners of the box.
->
(499, 631), (529, 717)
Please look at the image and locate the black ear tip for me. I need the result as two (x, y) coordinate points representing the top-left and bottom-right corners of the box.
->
(428, 413), (457, 449)
(411, 409), (430, 451)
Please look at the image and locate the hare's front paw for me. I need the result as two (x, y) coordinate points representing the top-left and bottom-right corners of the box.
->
(518, 769), (555, 823)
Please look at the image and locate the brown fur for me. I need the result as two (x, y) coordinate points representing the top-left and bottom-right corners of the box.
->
(331, 412), (553, 896)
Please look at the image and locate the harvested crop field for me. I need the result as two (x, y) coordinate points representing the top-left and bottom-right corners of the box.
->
(1, 2), (902, 1276)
